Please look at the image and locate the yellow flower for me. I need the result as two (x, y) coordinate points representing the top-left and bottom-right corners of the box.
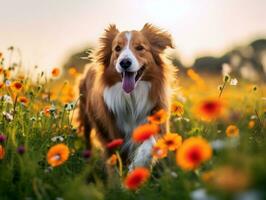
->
(152, 143), (168, 159)
(248, 120), (255, 129)
(171, 101), (184, 117)
(157, 133), (182, 151)
(68, 67), (78, 77)
(47, 143), (70, 167)
(18, 96), (29, 105)
(176, 137), (212, 171)
(147, 109), (167, 125)
(106, 154), (118, 165)
(11, 81), (23, 91)
(225, 125), (239, 138)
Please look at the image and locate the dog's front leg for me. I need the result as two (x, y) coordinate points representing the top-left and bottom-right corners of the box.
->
(128, 136), (156, 171)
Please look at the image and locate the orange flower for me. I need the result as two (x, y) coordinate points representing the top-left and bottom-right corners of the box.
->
(11, 81), (23, 91)
(0, 66), (3, 74)
(0, 82), (4, 89)
(194, 98), (225, 121)
(158, 133), (182, 151)
(152, 143), (168, 159)
(226, 125), (239, 137)
(106, 138), (124, 149)
(147, 109), (167, 125)
(124, 167), (150, 190)
(47, 143), (70, 167)
(176, 137), (212, 171)
(43, 106), (51, 116)
(202, 166), (250, 192)
(106, 154), (118, 165)
(0, 145), (5, 160)
(248, 120), (255, 129)
(132, 124), (159, 143)
(51, 68), (60, 77)
(18, 96), (29, 105)
(171, 101), (184, 116)
(68, 67), (78, 77)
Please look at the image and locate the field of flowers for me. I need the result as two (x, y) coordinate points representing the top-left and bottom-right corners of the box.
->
(0, 49), (265, 200)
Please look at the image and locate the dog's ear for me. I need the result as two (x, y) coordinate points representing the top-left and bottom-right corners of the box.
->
(141, 23), (173, 52)
(96, 24), (119, 67)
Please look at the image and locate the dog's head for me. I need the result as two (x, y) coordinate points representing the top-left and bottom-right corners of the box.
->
(97, 23), (173, 93)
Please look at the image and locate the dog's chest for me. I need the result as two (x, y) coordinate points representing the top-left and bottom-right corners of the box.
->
(103, 81), (154, 138)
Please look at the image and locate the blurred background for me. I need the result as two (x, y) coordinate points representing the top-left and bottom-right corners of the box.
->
(0, 0), (266, 82)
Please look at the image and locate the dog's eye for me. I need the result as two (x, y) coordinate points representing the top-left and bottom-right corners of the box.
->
(136, 45), (144, 51)
(115, 45), (121, 52)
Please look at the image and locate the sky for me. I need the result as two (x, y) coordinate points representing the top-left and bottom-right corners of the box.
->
(0, 0), (266, 72)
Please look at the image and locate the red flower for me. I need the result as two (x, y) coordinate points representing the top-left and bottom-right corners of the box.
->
(106, 138), (124, 149)
(124, 167), (150, 190)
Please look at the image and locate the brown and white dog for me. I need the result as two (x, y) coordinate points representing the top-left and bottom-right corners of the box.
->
(79, 24), (176, 169)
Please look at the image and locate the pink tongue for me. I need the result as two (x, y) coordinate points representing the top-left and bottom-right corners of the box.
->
(122, 72), (135, 93)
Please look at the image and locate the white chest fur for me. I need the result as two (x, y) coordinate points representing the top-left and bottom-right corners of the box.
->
(103, 81), (156, 169)
(103, 81), (154, 147)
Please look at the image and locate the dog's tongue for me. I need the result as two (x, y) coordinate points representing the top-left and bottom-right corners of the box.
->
(122, 72), (135, 93)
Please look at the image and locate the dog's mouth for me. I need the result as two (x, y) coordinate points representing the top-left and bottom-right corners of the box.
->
(121, 65), (145, 93)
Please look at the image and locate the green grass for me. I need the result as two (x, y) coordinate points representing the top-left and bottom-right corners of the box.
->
(0, 57), (265, 199)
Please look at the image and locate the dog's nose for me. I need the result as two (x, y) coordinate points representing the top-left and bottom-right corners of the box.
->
(119, 58), (132, 70)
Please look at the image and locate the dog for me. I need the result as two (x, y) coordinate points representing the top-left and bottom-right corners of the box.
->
(79, 23), (176, 169)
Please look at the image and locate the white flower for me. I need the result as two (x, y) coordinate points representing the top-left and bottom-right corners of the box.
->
(230, 78), (238, 86)
(64, 102), (75, 111)
(5, 80), (11, 87)
(191, 189), (216, 200)
(222, 63), (232, 77)
(51, 136), (64, 142)
(2, 95), (13, 104)
(3, 111), (13, 122)
(250, 115), (257, 120)
(211, 140), (225, 150)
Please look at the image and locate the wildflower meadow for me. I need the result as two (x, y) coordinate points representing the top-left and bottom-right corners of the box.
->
(0, 48), (265, 200)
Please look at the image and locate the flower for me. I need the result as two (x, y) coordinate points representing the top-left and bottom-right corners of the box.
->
(225, 125), (239, 137)
(0, 134), (6, 143)
(124, 167), (150, 190)
(106, 138), (124, 149)
(18, 96), (29, 105)
(171, 101), (184, 117)
(68, 67), (78, 77)
(230, 78), (238, 86)
(147, 109), (167, 124)
(106, 154), (118, 165)
(47, 143), (70, 167)
(0, 82), (4, 89)
(176, 137), (212, 171)
(248, 120), (255, 129)
(11, 81), (23, 91)
(152, 143), (168, 159)
(51, 68), (60, 77)
(194, 98), (225, 121)
(202, 166), (250, 192)
(17, 145), (25, 155)
(82, 149), (91, 159)
(132, 124), (159, 143)
(43, 106), (51, 116)
(157, 133), (182, 151)
(0, 145), (5, 160)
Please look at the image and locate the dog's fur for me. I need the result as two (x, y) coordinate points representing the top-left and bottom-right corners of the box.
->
(79, 24), (176, 169)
